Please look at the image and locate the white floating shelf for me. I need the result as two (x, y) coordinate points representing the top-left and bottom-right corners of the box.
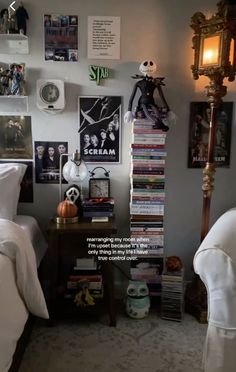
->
(0, 34), (29, 54)
(0, 96), (28, 112)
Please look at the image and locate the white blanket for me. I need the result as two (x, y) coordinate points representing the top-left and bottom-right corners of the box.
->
(0, 218), (49, 319)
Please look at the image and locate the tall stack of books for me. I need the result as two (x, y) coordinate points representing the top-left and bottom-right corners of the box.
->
(82, 198), (114, 220)
(161, 268), (185, 321)
(65, 257), (103, 303)
(129, 118), (167, 297)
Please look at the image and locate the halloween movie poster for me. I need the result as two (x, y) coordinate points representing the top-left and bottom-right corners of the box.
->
(78, 96), (121, 163)
(44, 14), (78, 62)
(188, 102), (233, 168)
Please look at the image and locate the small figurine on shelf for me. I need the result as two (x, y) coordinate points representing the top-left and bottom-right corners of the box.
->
(124, 60), (176, 131)
(74, 279), (95, 307)
(15, 2), (29, 35)
(9, 63), (26, 95)
(0, 67), (11, 95)
(0, 9), (10, 34)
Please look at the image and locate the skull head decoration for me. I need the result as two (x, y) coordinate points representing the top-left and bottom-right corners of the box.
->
(65, 184), (81, 206)
(139, 60), (157, 77)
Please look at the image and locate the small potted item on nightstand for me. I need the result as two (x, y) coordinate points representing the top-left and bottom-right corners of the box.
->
(56, 184), (81, 224)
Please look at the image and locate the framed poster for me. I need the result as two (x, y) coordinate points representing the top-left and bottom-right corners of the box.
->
(87, 16), (120, 59)
(0, 116), (32, 159)
(78, 96), (121, 163)
(44, 14), (78, 62)
(188, 102), (233, 168)
(34, 141), (68, 183)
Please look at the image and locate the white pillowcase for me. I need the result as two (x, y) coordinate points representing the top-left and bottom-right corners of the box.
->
(0, 163), (27, 221)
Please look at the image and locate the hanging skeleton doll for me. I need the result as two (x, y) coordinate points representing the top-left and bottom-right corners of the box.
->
(124, 60), (176, 131)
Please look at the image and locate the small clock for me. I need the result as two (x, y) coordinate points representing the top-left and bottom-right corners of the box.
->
(89, 178), (110, 198)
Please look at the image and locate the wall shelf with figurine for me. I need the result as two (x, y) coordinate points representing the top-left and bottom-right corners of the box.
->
(0, 34), (29, 54)
(0, 95), (28, 113)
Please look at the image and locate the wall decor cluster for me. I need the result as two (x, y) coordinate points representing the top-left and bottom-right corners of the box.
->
(188, 102), (232, 168)
(78, 96), (121, 163)
(44, 14), (78, 62)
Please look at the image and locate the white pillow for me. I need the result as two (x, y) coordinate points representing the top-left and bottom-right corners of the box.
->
(0, 163), (27, 221)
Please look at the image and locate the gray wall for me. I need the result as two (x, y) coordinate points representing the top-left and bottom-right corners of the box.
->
(1, 0), (236, 282)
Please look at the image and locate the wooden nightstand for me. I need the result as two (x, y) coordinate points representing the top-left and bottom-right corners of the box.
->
(45, 218), (117, 326)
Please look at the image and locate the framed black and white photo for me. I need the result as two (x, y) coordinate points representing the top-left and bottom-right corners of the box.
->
(78, 96), (121, 163)
(188, 102), (233, 168)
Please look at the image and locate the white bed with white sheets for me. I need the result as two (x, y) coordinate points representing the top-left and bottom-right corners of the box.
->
(0, 163), (49, 372)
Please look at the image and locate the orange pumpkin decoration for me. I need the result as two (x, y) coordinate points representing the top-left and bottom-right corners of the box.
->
(166, 256), (183, 272)
(57, 199), (78, 218)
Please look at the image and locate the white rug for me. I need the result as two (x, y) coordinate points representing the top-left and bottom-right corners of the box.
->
(20, 311), (207, 372)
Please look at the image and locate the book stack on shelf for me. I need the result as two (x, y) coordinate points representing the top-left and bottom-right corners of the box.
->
(161, 268), (185, 321)
(64, 257), (103, 304)
(129, 118), (168, 302)
(130, 258), (163, 297)
(82, 198), (114, 222)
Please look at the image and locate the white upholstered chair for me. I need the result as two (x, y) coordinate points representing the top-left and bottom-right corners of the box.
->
(194, 207), (236, 372)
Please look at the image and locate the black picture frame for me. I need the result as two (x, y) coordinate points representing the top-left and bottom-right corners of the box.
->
(188, 101), (233, 168)
(78, 96), (121, 163)
(89, 178), (110, 198)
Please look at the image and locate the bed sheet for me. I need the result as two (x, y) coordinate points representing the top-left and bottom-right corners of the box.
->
(0, 255), (28, 372)
(0, 216), (48, 372)
(14, 215), (48, 267)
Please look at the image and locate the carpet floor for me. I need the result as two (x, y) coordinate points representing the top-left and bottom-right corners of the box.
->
(19, 310), (207, 372)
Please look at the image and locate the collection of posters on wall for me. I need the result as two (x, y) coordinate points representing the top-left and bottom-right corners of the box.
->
(0, 14), (122, 202)
(0, 14), (232, 202)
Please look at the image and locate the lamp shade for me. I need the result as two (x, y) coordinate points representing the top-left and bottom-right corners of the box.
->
(63, 158), (88, 183)
(191, 2), (236, 82)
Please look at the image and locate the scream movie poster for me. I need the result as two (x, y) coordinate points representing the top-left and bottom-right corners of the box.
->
(78, 96), (121, 163)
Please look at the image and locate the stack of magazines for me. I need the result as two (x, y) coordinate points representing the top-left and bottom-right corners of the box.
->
(161, 268), (185, 321)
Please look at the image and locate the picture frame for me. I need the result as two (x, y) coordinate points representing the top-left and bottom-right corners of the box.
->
(89, 178), (110, 198)
(0, 115), (32, 159)
(78, 96), (121, 163)
(188, 101), (233, 168)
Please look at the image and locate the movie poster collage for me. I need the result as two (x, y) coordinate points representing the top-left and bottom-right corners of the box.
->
(0, 115), (70, 202)
(0, 13), (122, 202)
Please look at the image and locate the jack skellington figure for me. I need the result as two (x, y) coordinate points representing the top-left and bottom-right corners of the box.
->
(124, 60), (176, 131)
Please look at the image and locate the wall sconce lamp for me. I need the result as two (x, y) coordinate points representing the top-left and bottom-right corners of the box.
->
(186, 0), (236, 322)
(191, 0), (236, 239)
(59, 150), (88, 202)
